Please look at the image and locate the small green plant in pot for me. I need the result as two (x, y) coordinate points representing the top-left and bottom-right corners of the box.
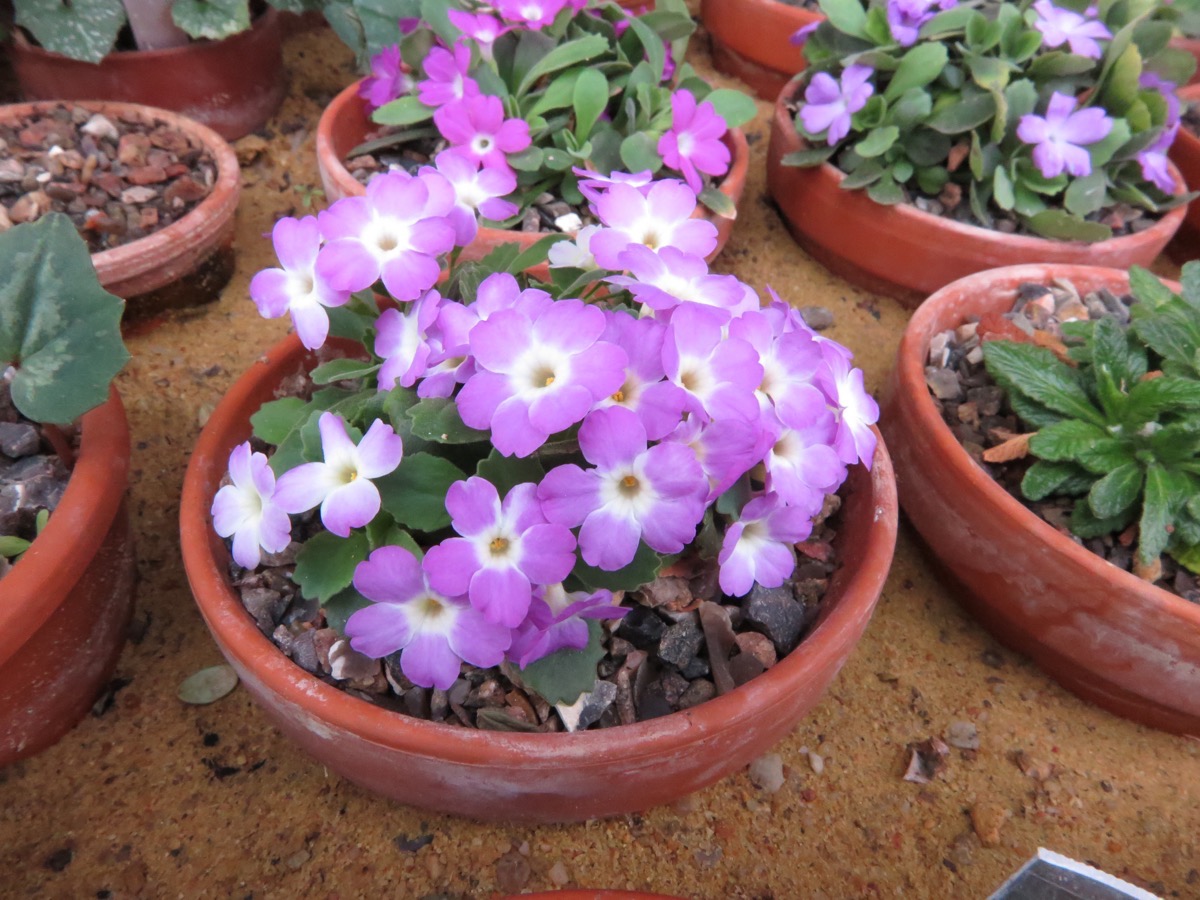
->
(787, 0), (1195, 241)
(0, 213), (130, 574)
(982, 263), (1200, 584)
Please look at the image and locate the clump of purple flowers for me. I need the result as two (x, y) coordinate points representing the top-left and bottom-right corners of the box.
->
(339, 0), (756, 233)
(789, 0), (1191, 242)
(215, 162), (878, 709)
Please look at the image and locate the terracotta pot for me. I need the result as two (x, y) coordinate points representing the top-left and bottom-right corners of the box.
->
(180, 333), (897, 823)
(702, 0), (818, 101)
(0, 100), (241, 317)
(9, 8), (285, 141)
(1168, 84), (1200, 262)
(0, 388), (137, 764)
(766, 80), (1188, 307)
(314, 80), (749, 271)
(880, 264), (1200, 736)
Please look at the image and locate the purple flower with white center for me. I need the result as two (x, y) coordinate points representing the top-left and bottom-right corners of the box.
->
(1137, 123), (1179, 193)
(274, 413), (404, 537)
(358, 45), (413, 110)
(764, 388), (847, 516)
(1032, 0), (1111, 59)
(250, 215), (350, 351)
(800, 64), (874, 146)
(315, 169), (457, 300)
(375, 289), (443, 390)
(538, 407), (708, 570)
(595, 311), (688, 440)
(729, 309), (824, 417)
(718, 492), (813, 596)
(423, 478), (577, 628)
(496, 0), (569, 28)
(547, 224), (600, 268)
(607, 245), (746, 316)
(573, 167), (654, 205)
(816, 341), (880, 468)
(589, 180), (719, 269)
(657, 90), (731, 195)
(211, 442), (292, 570)
(1141, 72), (1182, 128)
(1016, 91), (1113, 179)
(434, 94), (531, 172)
(456, 298), (628, 457)
(665, 411), (763, 501)
(446, 10), (509, 60)
(509, 583), (626, 668)
(345, 546), (511, 690)
(417, 43), (479, 108)
(428, 151), (519, 246)
(887, 0), (956, 46)
(662, 302), (763, 422)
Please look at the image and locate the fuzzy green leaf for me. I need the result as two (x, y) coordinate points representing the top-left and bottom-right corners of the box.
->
(926, 92), (996, 134)
(983, 340), (1106, 427)
(571, 67), (609, 141)
(1129, 266), (1177, 311)
(1069, 500), (1135, 539)
(703, 89), (757, 130)
(619, 132), (662, 173)
(782, 145), (838, 167)
(1063, 172), (1108, 219)
(0, 536), (31, 558)
(13, 0), (125, 63)
(818, 0), (867, 38)
(374, 452), (466, 533)
(1089, 315), (1148, 389)
(1088, 462), (1144, 518)
(699, 185), (737, 218)
(322, 586), (373, 634)
(1025, 210), (1113, 243)
(0, 214), (129, 424)
(518, 34), (609, 96)
(293, 531), (370, 603)
(1138, 463), (1173, 567)
(855, 126), (899, 159)
(251, 397), (309, 446)
(518, 619), (605, 705)
(171, 0), (250, 40)
(1028, 419), (1112, 462)
(885, 44), (948, 101)
(309, 358), (381, 386)
(405, 397), (489, 444)
(372, 96), (435, 127)
(1021, 460), (1096, 501)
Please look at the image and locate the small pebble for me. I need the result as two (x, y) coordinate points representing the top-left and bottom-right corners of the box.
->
(747, 752), (785, 793)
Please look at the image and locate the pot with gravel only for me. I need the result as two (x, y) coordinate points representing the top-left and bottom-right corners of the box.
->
(7, 0), (302, 140)
(880, 262), (1200, 735)
(701, 0), (821, 101)
(0, 214), (135, 764)
(767, 0), (1193, 306)
(314, 0), (753, 273)
(0, 100), (241, 321)
(179, 157), (897, 822)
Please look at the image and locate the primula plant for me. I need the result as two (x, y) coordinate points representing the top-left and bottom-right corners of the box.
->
(336, 0), (756, 225)
(213, 162), (878, 710)
(787, 0), (1195, 241)
(982, 264), (1200, 582)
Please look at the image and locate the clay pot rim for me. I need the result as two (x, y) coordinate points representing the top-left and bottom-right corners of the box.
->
(895, 262), (1200, 626)
(11, 7), (280, 62)
(315, 77), (750, 222)
(773, 78), (1189, 252)
(0, 99), (241, 281)
(0, 387), (131, 666)
(181, 332), (897, 766)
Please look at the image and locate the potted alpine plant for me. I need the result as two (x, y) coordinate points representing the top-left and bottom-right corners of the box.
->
(767, 0), (1194, 305)
(180, 157), (898, 822)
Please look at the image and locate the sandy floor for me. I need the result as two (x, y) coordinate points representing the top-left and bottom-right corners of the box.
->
(2, 19), (1200, 900)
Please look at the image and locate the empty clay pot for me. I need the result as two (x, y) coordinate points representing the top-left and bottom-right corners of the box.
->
(702, 0), (819, 100)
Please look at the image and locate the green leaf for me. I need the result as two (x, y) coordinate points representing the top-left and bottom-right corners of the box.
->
(1100, 42), (1143, 115)
(572, 541), (664, 591)
(372, 96), (435, 127)
(1076, 436), (1136, 474)
(251, 397), (309, 446)
(1029, 419), (1112, 461)
(885, 44), (948, 101)
(619, 132), (662, 173)
(293, 531), (370, 603)
(171, 0), (250, 40)
(1138, 463), (1173, 567)
(818, 0), (867, 37)
(518, 619), (605, 705)
(1025, 210), (1113, 243)
(0, 535), (31, 558)
(508, 233), (571, 274)
(983, 340), (1106, 427)
(1069, 500), (1135, 539)
(867, 176), (905, 205)
(993, 165), (1015, 211)
(309, 358), (380, 386)
(926, 92), (996, 134)
(322, 586), (373, 634)
(476, 449), (546, 499)
(1132, 305), (1200, 372)
(1021, 460), (1096, 501)
(572, 67), (609, 141)
(507, 145), (546, 172)
(518, 34), (609, 96)
(888, 88), (933, 128)
(13, 0), (125, 63)
(0, 214), (129, 424)
(1129, 266), (1176, 310)
(782, 145), (838, 167)
(855, 126), (899, 159)
(698, 185), (737, 218)
(1088, 462), (1144, 518)
(1090, 315), (1147, 388)
(967, 54), (1010, 92)
(1029, 51), (1099, 79)
(702, 89), (757, 130)
(405, 397), (489, 444)
(374, 452), (466, 533)
(1063, 172), (1108, 218)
